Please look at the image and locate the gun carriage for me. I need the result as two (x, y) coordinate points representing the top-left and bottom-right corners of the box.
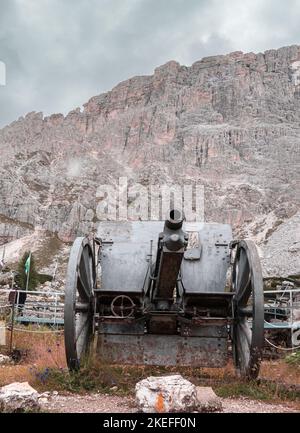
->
(64, 209), (264, 378)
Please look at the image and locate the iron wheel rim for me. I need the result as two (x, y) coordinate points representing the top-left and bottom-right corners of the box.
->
(232, 240), (264, 379)
(64, 237), (95, 370)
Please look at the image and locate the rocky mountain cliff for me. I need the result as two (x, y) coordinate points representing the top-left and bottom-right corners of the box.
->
(0, 45), (299, 278)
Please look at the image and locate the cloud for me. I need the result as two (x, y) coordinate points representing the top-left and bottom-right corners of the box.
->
(0, 0), (299, 128)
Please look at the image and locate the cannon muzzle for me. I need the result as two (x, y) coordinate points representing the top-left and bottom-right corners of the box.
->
(165, 209), (184, 230)
(164, 210), (186, 251)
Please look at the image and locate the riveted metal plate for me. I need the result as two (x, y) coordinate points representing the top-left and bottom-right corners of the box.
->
(97, 334), (228, 367)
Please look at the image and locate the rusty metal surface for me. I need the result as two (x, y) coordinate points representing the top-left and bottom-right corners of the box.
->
(98, 320), (145, 335)
(148, 315), (177, 334)
(97, 333), (228, 367)
(179, 324), (228, 338)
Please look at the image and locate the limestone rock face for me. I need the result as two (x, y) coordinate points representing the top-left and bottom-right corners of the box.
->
(0, 382), (40, 413)
(135, 375), (197, 413)
(0, 45), (299, 278)
(261, 212), (300, 278)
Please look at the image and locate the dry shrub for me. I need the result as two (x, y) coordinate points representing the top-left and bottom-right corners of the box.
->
(0, 327), (64, 377)
(0, 365), (33, 387)
(0, 326), (66, 390)
(260, 359), (300, 385)
(10, 327), (66, 369)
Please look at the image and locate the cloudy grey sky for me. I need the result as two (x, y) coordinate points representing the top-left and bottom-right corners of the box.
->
(0, 0), (299, 128)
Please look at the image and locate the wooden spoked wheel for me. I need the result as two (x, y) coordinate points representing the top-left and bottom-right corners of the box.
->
(231, 240), (264, 379)
(64, 237), (96, 370)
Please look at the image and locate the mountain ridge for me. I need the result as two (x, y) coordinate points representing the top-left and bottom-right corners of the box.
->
(0, 44), (299, 278)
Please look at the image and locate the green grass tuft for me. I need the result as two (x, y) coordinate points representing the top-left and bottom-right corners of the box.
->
(215, 380), (300, 401)
(285, 351), (300, 366)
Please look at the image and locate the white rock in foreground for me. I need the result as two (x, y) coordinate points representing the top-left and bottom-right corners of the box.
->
(0, 354), (11, 365)
(135, 375), (223, 413)
(135, 374), (197, 413)
(0, 382), (40, 413)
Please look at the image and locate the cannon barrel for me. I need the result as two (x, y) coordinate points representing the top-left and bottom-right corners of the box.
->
(153, 209), (188, 301)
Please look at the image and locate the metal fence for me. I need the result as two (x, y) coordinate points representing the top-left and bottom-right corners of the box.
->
(0, 289), (64, 329)
(263, 288), (300, 350)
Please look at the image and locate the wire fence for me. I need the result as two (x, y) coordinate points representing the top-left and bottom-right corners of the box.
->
(263, 288), (300, 350)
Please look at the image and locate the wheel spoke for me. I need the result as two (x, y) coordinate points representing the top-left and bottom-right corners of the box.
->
(236, 325), (250, 373)
(75, 315), (90, 343)
(77, 269), (91, 300)
(236, 274), (252, 306)
(79, 260), (89, 293)
(82, 247), (93, 290)
(238, 320), (252, 346)
(236, 250), (250, 300)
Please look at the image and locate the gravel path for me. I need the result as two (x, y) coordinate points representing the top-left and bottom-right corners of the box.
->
(43, 393), (136, 413)
(41, 393), (299, 413)
(221, 397), (299, 413)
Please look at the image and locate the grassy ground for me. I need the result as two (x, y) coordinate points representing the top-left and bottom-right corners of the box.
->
(0, 326), (299, 408)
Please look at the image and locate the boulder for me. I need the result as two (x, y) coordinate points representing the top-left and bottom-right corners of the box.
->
(135, 375), (223, 413)
(0, 354), (11, 365)
(195, 386), (222, 412)
(135, 374), (197, 413)
(0, 382), (40, 413)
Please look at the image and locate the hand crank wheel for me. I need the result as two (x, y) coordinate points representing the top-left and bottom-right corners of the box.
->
(64, 237), (96, 370)
(231, 240), (264, 379)
(111, 295), (135, 318)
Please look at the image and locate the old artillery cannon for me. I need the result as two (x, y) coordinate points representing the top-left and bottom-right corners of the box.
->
(64, 209), (264, 379)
